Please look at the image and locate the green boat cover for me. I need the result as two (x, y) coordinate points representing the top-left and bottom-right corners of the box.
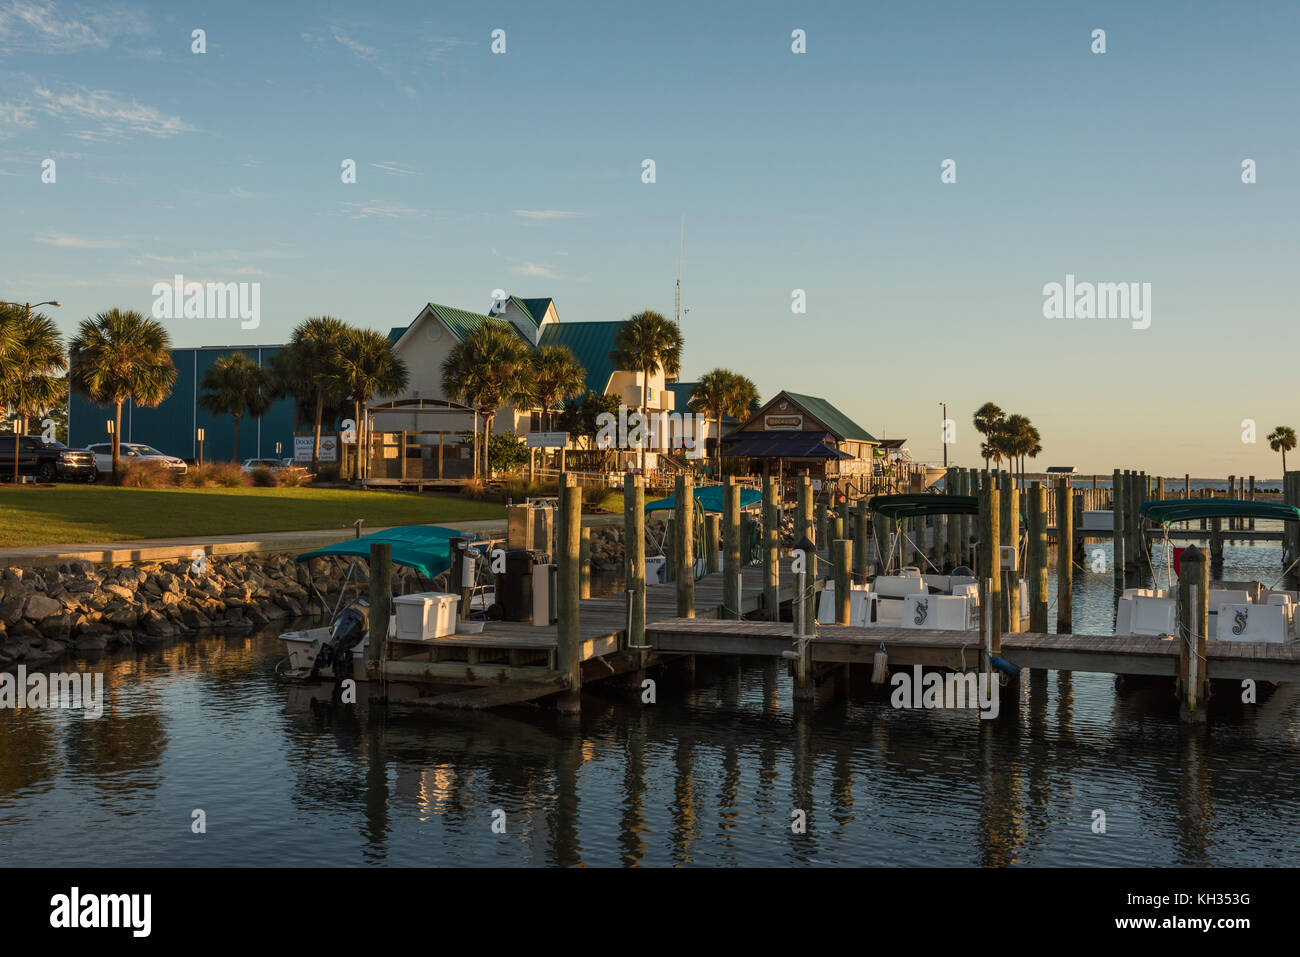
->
(869, 493), (979, 519)
(1138, 499), (1300, 525)
(296, 525), (464, 579)
(645, 486), (763, 514)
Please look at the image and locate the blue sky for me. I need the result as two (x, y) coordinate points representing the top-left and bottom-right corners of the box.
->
(1, 0), (1297, 475)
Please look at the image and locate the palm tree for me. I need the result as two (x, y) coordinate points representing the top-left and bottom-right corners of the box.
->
(523, 345), (586, 471)
(329, 327), (410, 481)
(1, 306), (66, 482)
(268, 316), (350, 471)
(68, 309), (176, 483)
(1268, 426), (1297, 474)
(611, 310), (682, 472)
(441, 319), (530, 479)
(688, 368), (759, 476)
(972, 402), (1005, 468)
(198, 352), (272, 463)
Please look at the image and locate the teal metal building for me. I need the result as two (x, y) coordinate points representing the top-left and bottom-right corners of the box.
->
(68, 345), (299, 463)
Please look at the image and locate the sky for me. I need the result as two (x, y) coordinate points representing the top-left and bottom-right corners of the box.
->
(1, 0), (1297, 476)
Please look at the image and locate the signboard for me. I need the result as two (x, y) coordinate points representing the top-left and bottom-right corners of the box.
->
(294, 434), (338, 462)
(526, 432), (569, 448)
(765, 414), (803, 430)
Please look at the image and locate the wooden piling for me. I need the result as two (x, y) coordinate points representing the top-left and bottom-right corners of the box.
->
(798, 476), (816, 626)
(815, 502), (828, 556)
(674, 474), (694, 618)
(1056, 477), (1073, 633)
(1000, 472), (1020, 632)
(1112, 469), (1125, 590)
(723, 477), (742, 620)
(367, 542), (392, 665)
(979, 479), (1002, 654)
(1177, 544), (1209, 724)
(624, 474), (646, 648)
(704, 513), (720, 575)
(1209, 515), (1224, 569)
(450, 536), (470, 620)
(1028, 482), (1048, 633)
(833, 539), (851, 625)
(557, 473), (582, 711)
(945, 468), (960, 570)
(579, 527), (591, 600)
(762, 474), (779, 620)
(853, 504), (870, 582)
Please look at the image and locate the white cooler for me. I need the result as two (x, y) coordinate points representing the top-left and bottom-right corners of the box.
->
(393, 592), (459, 640)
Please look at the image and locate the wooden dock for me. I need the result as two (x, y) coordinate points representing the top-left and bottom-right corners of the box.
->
(644, 619), (1300, 683)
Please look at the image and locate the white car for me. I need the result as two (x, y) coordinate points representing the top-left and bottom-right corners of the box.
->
(85, 442), (188, 476)
(241, 458), (285, 472)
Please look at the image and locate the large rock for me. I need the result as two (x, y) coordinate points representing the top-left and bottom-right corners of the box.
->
(102, 583), (135, 601)
(22, 593), (62, 621)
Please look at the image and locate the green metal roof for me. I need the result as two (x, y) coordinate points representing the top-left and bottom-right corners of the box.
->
(514, 297), (553, 326)
(779, 391), (878, 443)
(1138, 499), (1300, 524)
(537, 321), (621, 395)
(869, 493), (978, 519)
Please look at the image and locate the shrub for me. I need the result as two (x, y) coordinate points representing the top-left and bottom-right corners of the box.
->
(119, 461), (175, 488)
(210, 462), (251, 487)
(315, 464), (341, 483)
(250, 466), (277, 487)
(277, 467), (307, 487)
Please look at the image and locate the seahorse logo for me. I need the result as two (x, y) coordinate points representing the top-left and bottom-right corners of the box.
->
(1232, 608), (1249, 636)
(914, 599), (929, 626)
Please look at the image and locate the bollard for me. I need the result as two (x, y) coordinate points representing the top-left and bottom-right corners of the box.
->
(704, 513), (720, 576)
(580, 526), (591, 600)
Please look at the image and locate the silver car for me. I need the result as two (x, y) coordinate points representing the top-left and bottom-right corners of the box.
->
(85, 442), (188, 476)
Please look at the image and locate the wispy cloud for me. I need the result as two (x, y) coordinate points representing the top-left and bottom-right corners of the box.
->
(370, 161), (419, 176)
(513, 209), (586, 221)
(340, 199), (424, 220)
(426, 35), (474, 61)
(32, 83), (193, 140)
(513, 262), (558, 279)
(229, 186), (269, 199)
(35, 231), (125, 248)
(328, 25), (376, 61)
(0, 0), (152, 55)
(0, 98), (34, 137)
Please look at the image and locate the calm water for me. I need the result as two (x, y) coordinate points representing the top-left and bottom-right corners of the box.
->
(2, 539), (1299, 867)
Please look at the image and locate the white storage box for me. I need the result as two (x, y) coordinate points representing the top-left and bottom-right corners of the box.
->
(901, 594), (971, 631)
(393, 592), (459, 640)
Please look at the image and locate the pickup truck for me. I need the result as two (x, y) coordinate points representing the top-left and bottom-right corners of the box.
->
(0, 436), (98, 483)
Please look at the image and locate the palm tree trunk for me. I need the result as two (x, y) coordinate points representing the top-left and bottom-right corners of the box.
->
(312, 393), (324, 472)
(232, 414), (241, 463)
(640, 372), (649, 474)
(11, 411), (20, 484)
(112, 401), (123, 485)
(483, 413), (492, 479)
(715, 411), (722, 477)
(353, 399), (362, 482)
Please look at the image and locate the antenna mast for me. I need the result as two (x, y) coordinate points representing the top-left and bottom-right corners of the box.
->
(675, 214), (683, 326)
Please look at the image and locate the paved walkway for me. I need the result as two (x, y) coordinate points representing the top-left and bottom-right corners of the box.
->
(0, 514), (624, 567)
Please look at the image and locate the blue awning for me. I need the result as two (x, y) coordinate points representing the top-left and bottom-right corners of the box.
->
(645, 486), (763, 514)
(722, 431), (853, 460)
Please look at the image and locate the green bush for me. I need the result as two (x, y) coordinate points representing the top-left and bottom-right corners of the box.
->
(250, 466), (277, 487)
(211, 462), (252, 487)
(119, 461), (176, 488)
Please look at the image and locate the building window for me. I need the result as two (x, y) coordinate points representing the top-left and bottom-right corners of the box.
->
(530, 410), (541, 431)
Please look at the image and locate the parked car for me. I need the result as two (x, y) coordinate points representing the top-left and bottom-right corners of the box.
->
(241, 458), (286, 472)
(0, 436), (97, 483)
(84, 442), (188, 477)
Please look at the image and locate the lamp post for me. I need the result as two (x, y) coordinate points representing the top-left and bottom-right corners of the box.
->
(197, 427), (205, 466)
(939, 401), (948, 469)
(1, 300), (60, 484)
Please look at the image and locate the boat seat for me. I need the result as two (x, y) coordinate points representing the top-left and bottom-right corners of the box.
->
(900, 594), (971, 631)
(1216, 602), (1284, 643)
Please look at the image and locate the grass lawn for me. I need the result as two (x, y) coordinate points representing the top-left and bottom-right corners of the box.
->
(0, 485), (505, 547)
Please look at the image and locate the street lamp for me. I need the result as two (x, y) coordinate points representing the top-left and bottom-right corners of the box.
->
(939, 401), (948, 469)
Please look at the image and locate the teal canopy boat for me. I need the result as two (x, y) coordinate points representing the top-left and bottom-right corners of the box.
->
(645, 485), (762, 514)
(296, 525), (464, 579)
(1137, 499), (1300, 526)
(869, 493), (979, 520)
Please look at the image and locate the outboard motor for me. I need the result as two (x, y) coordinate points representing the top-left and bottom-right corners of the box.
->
(312, 600), (370, 678)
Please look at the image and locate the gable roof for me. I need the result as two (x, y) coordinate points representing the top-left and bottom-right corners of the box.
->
(537, 321), (621, 396)
(772, 391), (878, 443)
(515, 297), (553, 326)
